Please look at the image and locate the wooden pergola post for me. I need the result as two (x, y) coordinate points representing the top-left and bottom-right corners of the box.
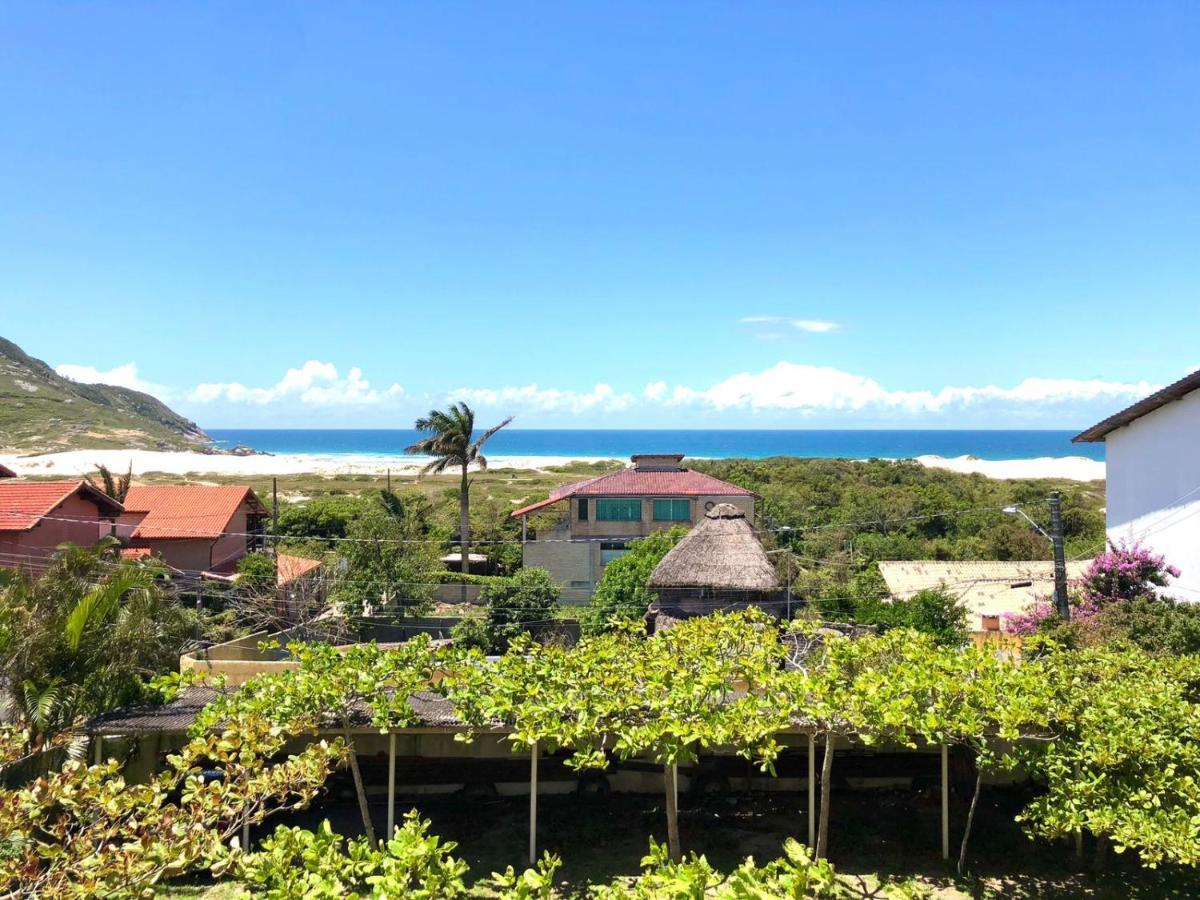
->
(387, 732), (397, 840)
(242, 815), (250, 851)
(941, 744), (950, 861)
(529, 741), (539, 864)
(807, 733), (816, 848)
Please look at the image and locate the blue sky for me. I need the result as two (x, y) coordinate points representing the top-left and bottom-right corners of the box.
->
(2, 2), (1198, 429)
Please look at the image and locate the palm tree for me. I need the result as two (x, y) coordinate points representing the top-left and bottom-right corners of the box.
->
(404, 403), (513, 575)
(84, 462), (133, 503)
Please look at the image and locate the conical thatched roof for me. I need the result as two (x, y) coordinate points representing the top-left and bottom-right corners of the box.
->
(648, 503), (780, 591)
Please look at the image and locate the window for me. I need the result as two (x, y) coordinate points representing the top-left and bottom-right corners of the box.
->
(601, 541), (629, 565)
(653, 498), (691, 522)
(596, 498), (642, 521)
(578, 498), (588, 521)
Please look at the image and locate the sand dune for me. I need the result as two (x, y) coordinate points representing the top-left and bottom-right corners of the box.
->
(0, 448), (1104, 482)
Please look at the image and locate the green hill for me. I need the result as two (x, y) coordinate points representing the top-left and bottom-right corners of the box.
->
(0, 336), (210, 453)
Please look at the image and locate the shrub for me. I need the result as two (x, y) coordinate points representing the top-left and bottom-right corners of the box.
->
(1079, 539), (1181, 605)
(585, 528), (687, 634)
(479, 567), (561, 652)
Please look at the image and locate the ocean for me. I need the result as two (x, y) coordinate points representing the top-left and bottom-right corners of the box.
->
(205, 429), (1104, 462)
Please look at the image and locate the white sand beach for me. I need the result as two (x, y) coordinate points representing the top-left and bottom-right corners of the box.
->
(0, 449), (615, 479)
(0, 448), (1105, 481)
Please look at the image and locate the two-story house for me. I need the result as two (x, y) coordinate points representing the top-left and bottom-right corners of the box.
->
(511, 454), (756, 602)
(117, 484), (268, 576)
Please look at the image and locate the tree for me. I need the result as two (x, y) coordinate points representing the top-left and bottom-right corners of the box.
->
(83, 461), (132, 503)
(404, 403), (513, 576)
(195, 639), (439, 845)
(333, 504), (442, 617)
(0, 539), (192, 742)
(479, 567), (561, 652)
(855, 586), (969, 647)
(585, 527), (687, 634)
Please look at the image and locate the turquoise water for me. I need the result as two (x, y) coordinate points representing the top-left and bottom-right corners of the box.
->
(205, 429), (1103, 462)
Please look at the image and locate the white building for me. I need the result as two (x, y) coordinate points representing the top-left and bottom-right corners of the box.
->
(1075, 371), (1200, 600)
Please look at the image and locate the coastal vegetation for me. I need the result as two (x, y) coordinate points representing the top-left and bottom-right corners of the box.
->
(6, 608), (1200, 896)
(0, 539), (193, 746)
(0, 336), (208, 453)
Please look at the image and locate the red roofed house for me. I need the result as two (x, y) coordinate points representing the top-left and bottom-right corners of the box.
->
(0, 480), (124, 573)
(117, 485), (268, 576)
(511, 454), (756, 601)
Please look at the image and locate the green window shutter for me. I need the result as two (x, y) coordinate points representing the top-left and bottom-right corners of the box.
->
(578, 498), (588, 521)
(597, 498), (642, 521)
(653, 498), (691, 521)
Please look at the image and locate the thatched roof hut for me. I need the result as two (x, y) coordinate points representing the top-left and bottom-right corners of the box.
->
(649, 502), (780, 593)
(646, 503), (783, 630)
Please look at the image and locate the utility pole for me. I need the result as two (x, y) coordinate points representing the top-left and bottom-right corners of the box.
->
(271, 477), (279, 554)
(1049, 492), (1070, 621)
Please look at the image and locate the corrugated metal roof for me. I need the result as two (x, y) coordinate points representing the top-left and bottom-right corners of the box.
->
(878, 559), (1091, 626)
(0, 480), (123, 532)
(88, 685), (465, 735)
(1074, 369), (1200, 442)
(512, 467), (753, 517)
(122, 485), (265, 539)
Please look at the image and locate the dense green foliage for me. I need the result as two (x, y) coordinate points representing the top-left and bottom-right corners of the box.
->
(476, 567), (563, 652)
(0, 539), (193, 740)
(584, 527), (687, 633)
(854, 585), (970, 646)
(690, 457), (1104, 595)
(331, 502), (442, 617)
(234, 822), (907, 899)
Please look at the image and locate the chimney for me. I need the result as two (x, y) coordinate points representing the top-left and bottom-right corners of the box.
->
(631, 453), (685, 472)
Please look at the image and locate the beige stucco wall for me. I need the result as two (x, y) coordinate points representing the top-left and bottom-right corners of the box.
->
(523, 539), (592, 587)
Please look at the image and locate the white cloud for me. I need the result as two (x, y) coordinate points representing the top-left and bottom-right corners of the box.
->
(449, 383), (635, 414)
(660, 361), (1158, 416)
(56, 362), (172, 399)
(190, 360), (404, 407)
(739, 316), (840, 334)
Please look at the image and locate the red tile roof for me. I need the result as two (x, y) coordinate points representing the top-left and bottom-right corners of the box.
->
(120, 547), (154, 560)
(511, 467), (754, 517)
(277, 553), (322, 586)
(0, 480), (124, 532)
(122, 485), (265, 540)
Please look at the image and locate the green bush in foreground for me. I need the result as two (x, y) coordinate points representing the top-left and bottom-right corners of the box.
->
(235, 814), (923, 899)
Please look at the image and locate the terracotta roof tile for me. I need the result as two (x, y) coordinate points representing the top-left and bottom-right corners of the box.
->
(122, 485), (265, 540)
(512, 467), (753, 517)
(0, 480), (123, 532)
(277, 553), (322, 586)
